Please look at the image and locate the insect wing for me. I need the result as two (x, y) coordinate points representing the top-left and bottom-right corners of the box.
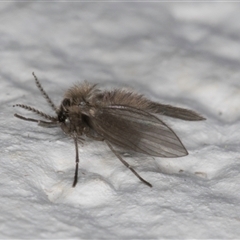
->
(146, 103), (206, 121)
(90, 106), (188, 157)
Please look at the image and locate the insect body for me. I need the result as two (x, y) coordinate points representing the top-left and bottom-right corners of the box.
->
(14, 73), (205, 187)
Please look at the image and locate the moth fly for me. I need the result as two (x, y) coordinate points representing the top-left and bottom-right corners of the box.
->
(14, 73), (205, 188)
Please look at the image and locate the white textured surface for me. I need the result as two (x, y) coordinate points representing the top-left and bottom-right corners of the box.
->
(1, 2), (240, 239)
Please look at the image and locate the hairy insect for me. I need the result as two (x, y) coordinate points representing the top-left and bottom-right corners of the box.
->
(14, 73), (205, 188)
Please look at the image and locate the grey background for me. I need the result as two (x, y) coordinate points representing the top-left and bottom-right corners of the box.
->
(1, 2), (240, 239)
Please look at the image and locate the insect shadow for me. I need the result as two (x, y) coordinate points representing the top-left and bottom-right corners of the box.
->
(14, 73), (205, 188)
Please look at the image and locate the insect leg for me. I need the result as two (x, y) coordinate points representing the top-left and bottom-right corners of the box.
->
(105, 140), (152, 188)
(72, 135), (79, 187)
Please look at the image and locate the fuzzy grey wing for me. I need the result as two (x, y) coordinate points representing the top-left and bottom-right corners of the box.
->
(88, 106), (188, 157)
(146, 103), (206, 121)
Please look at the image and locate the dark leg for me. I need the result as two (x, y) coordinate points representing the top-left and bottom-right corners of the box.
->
(72, 136), (79, 187)
(105, 141), (152, 188)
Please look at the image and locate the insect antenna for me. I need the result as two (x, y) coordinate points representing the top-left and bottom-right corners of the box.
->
(13, 104), (57, 121)
(72, 135), (79, 187)
(32, 72), (58, 114)
(105, 140), (152, 188)
(14, 113), (57, 125)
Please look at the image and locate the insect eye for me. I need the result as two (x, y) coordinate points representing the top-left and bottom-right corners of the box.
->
(58, 111), (67, 122)
(62, 98), (71, 107)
